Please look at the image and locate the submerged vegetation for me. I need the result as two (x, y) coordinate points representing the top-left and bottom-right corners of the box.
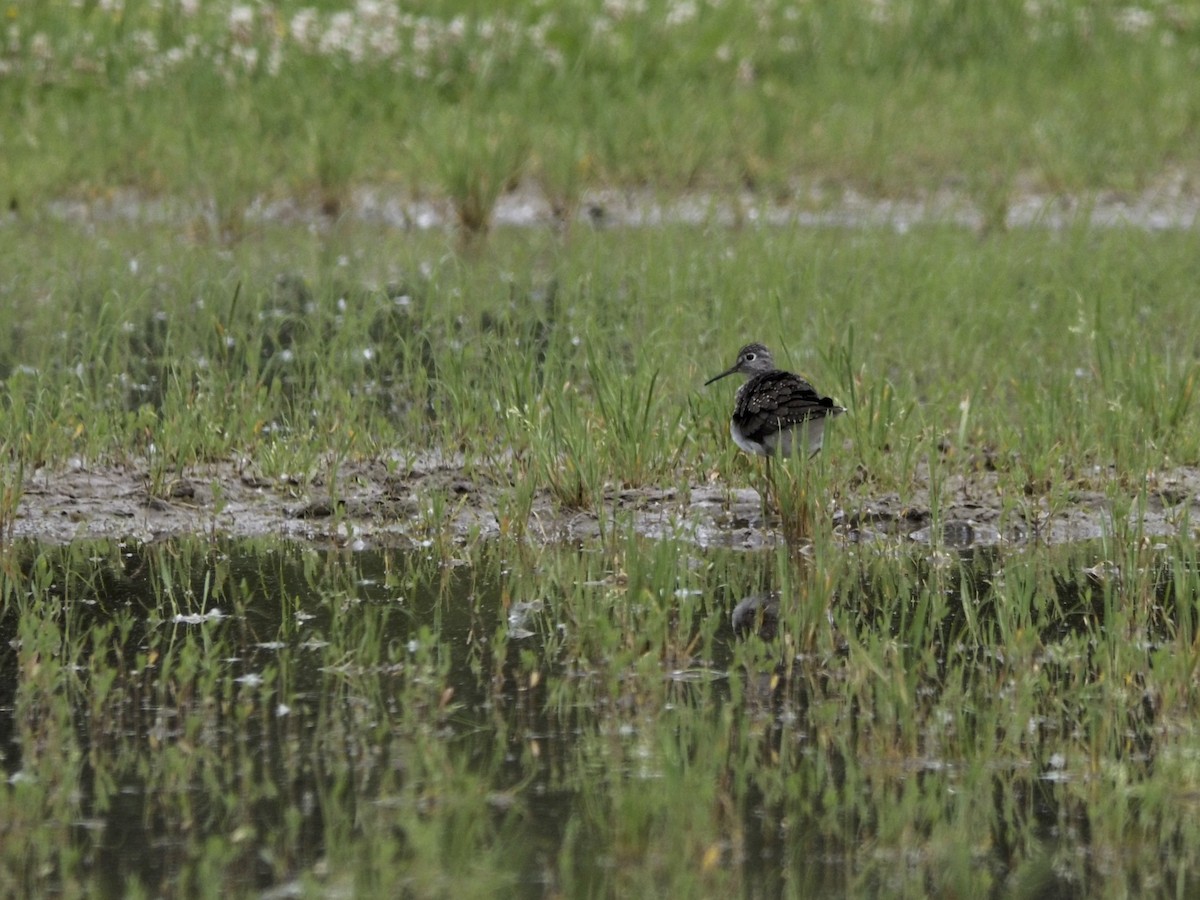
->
(3, 531), (1200, 896)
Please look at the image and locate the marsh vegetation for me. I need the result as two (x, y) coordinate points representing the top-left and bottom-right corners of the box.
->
(4, 1), (1200, 897)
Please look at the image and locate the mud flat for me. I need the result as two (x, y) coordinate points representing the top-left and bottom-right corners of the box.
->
(13, 459), (1200, 551)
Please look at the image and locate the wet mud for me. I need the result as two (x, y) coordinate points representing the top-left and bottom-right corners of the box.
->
(11, 459), (1200, 550)
(35, 175), (1200, 234)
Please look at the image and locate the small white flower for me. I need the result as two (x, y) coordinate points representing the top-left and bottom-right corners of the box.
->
(231, 43), (258, 70)
(665, 0), (697, 27)
(291, 9), (319, 47)
(228, 5), (255, 43)
(1114, 6), (1153, 34)
(30, 32), (52, 61)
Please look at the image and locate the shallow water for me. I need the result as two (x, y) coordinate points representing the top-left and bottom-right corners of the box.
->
(31, 180), (1200, 234)
(1, 536), (1197, 896)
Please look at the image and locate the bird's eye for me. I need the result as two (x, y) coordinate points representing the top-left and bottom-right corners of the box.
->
(744, 353), (756, 361)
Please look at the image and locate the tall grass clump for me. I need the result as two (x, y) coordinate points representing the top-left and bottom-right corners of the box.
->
(500, 345), (683, 515)
(423, 111), (529, 243)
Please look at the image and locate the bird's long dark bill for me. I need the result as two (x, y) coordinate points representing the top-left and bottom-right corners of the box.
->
(704, 366), (738, 386)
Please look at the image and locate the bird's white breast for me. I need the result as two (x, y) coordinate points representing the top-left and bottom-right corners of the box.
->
(731, 417), (825, 457)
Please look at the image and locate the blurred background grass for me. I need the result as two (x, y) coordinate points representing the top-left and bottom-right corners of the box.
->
(2, 0), (1198, 215)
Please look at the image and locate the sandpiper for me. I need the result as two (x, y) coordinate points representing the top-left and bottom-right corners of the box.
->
(704, 342), (845, 458)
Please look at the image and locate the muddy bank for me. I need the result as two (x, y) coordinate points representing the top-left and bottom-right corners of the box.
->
(26, 173), (1200, 234)
(10, 459), (1200, 551)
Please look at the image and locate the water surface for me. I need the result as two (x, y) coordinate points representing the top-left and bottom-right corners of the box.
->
(1, 535), (1196, 897)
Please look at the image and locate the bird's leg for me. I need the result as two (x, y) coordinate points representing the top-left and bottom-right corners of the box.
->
(761, 454), (775, 523)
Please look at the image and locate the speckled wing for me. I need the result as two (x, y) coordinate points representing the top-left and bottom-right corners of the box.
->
(732, 371), (841, 443)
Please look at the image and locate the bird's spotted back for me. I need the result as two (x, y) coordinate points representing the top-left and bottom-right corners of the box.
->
(732, 370), (840, 447)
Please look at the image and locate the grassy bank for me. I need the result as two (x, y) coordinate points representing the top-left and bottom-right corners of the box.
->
(1, 221), (1198, 529)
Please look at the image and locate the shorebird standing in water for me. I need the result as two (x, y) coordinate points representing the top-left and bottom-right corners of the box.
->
(704, 342), (845, 459)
